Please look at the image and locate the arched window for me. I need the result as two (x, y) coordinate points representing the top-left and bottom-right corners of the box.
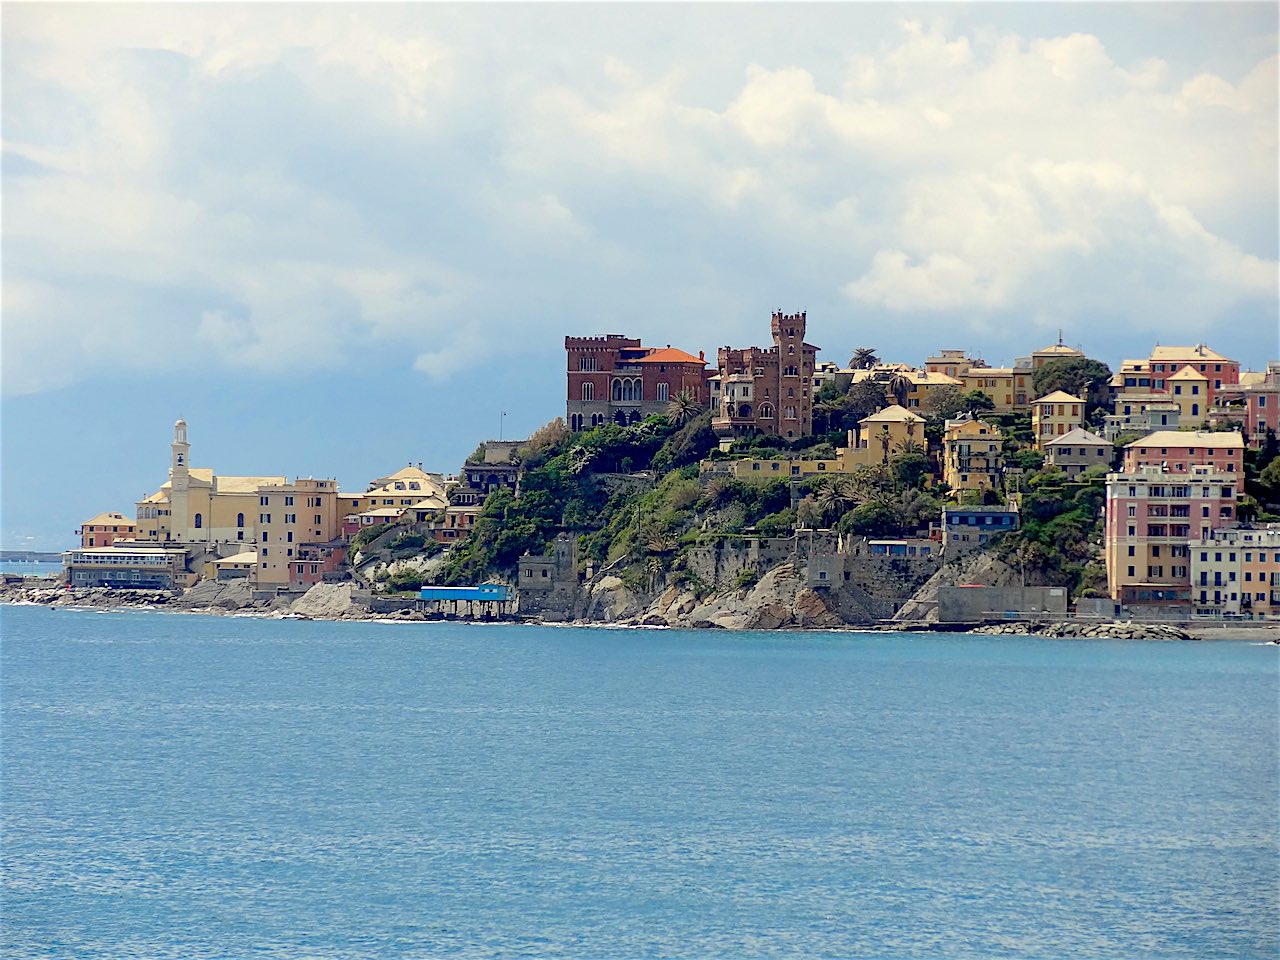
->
(194, 513), (203, 529)
(656, 382), (669, 402)
(784, 406), (797, 420)
(612, 379), (624, 401)
(614, 410), (628, 426)
(591, 413), (604, 427)
(582, 381), (594, 402)
(570, 413), (584, 431)
(237, 513), (244, 528)
(738, 404), (752, 419)
(759, 402), (775, 420)
(629, 410), (641, 424)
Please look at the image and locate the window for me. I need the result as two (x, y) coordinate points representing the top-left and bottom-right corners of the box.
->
(262, 532), (268, 542)
(315, 515), (321, 525)
(656, 383), (669, 403)
(287, 532), (293, 543)
(260, 513), (271, 524)
(237, 513), (245, 528)
(582, 381), (594, 402)
(261, 496), (269, 506)
(285, 496), (294, 506)
(194, 513), (202, 529)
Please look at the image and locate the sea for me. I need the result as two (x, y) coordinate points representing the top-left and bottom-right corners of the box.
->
(2, 604), (1277, 959)
(0, 560), (62, 577)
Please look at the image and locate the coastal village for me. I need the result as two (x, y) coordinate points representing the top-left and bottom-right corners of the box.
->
(23, 309), (1280, 633)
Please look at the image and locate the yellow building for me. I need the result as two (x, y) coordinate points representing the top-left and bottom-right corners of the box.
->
(1029, 338), (1085, 369)
(135, 420), (286, 546)
(943, 416), (1004, 495)
(338, 465), (449, 523)
(927, 349), (1032, 410)
(1166, 366), (1210, 425)
(702, 406), (927, 481)
(901, 369), (963, 411)
(1031, 391), (1085, 448)
(842, 405), (927, 468)
(960, 367), (1018, 412)
(925, 350), (980, 379)
(255, 478), (344, 587)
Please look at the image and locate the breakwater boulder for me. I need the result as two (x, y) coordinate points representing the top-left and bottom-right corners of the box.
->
(972, 620), (1193, 641)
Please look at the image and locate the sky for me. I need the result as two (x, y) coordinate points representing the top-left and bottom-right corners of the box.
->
(2, 2), (1278, 552)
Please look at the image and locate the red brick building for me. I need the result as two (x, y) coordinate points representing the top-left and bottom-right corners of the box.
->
(564, 335), (710, 431)
(712, 311), (819, 441)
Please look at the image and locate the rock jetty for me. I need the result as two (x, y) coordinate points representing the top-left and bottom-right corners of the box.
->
(972, 620), (1193, 641)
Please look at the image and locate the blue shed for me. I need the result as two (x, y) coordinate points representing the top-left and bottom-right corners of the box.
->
(419, 584), (511, 603)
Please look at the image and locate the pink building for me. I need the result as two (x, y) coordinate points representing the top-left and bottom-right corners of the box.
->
(1140, 345), (1240, 407)
(288, 542), (347, 590)
(1105, 464), (1239, 607)
(1210, 362), (1280, 448)
(77, 512), (136, 548)
(1121, 430), (1244, 475)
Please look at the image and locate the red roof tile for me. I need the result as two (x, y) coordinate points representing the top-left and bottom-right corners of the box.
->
(636, 347), (706, 365)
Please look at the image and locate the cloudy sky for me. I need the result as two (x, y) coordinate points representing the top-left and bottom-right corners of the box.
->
(3, 3), (1278, 551)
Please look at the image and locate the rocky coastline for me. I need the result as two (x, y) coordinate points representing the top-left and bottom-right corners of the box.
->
(5, 578), (1278, 642)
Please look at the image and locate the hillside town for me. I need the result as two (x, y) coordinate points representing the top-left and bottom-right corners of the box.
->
(44, 310), (1280, 629)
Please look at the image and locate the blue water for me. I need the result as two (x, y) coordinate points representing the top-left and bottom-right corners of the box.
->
(3, 606), (1277, 959)
(0, 560), (61, 577)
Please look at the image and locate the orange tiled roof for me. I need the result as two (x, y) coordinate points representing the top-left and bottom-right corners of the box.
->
(635, 347), (706, 365)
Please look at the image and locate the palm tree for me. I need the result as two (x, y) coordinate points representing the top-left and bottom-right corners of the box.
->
(850, 347), (879, 370)
(814, 477), (857, 526)
(897, 438), (925, 458)
(888, 374), (913, 408)
(666, 388), (702, 425)
(877, 425), (893, 464)
(814, 396), (845, 434)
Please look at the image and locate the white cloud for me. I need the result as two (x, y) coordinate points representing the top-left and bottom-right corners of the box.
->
(1, 8), (1275, 399)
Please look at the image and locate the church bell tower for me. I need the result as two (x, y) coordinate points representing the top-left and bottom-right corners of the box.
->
(170, 418), (190, 483)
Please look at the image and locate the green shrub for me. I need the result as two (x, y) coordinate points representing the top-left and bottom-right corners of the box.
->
(387, 569), (425, 592)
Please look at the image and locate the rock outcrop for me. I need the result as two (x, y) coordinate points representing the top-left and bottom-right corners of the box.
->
(622, 563), (845, 630)
(171, 579), (253, 611)
(581, 575), (646, 622)
(291, 582), (369, 619)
